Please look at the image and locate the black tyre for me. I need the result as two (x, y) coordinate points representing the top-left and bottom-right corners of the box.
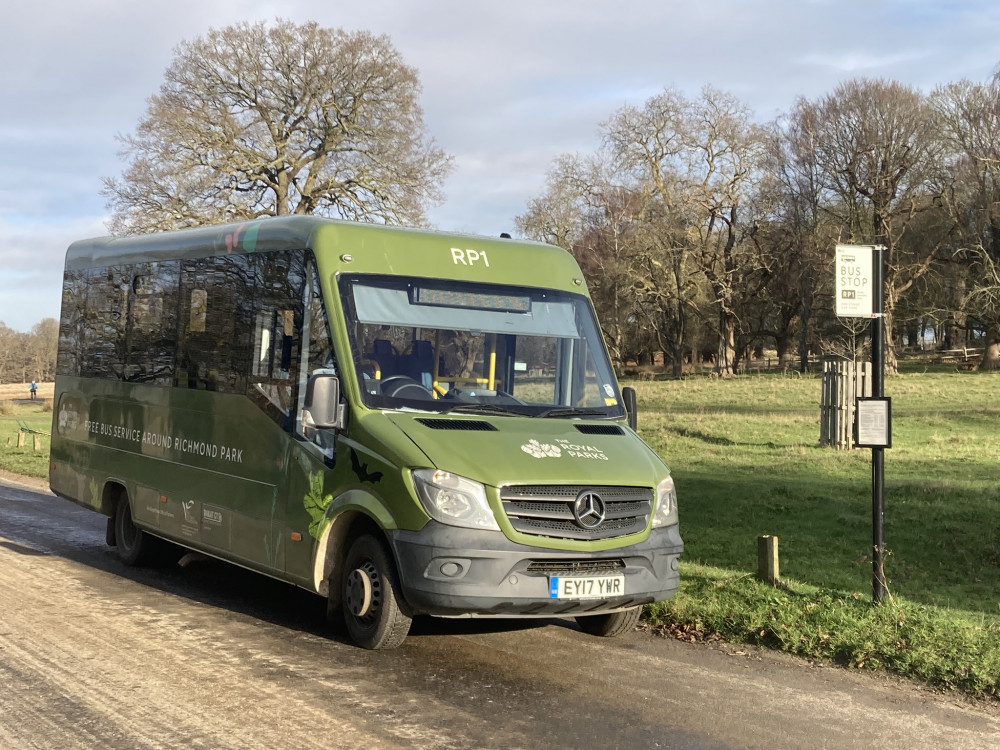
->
(576, 606), (642, 637)
(114, 495), (155, 567)
(342, 534), (411, 649)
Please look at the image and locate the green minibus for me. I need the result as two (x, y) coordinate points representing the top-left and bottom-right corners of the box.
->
(50, 216), (682, 649)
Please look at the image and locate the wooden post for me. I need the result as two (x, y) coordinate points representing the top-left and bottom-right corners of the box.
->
(33, 434), (42, 451)
(17, 431), (25, 448)
(757, 535), (780, 586)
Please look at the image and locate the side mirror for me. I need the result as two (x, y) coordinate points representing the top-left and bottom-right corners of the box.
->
(622, 386), (638, 432)
(304, 374), (346, 431)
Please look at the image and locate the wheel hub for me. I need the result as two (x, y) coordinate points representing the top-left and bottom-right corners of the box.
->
(345, 566), (374, 617)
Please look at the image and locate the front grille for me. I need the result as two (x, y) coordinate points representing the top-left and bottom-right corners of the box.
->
(500, 485), (652, 541)
(526, 559), (626, 574)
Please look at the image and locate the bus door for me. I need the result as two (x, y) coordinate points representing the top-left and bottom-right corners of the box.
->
(281, 262), (344, 583)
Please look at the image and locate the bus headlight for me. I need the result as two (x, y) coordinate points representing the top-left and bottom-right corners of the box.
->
(651, 475), (678, 528)
(412, 469), (500, 531)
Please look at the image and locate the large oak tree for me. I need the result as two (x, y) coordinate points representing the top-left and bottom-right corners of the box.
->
(104, 20), (452, 234)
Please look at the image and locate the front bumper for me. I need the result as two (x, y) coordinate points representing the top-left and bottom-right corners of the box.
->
(389, 522), (683, 618)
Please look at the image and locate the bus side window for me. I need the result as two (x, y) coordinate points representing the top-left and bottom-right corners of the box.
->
(298, 262), (340, 458)
(252, 308), (297, 417)
(57, 268), (87, 378)
(305, 267), (336, 377)
(126, 261), (179, 385)
(176, 255), (253, 393)
(80, 266), (129, 380)
(247, 252), (306, 431)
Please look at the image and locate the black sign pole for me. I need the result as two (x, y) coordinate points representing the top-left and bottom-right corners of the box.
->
(871, 246), (887, 604)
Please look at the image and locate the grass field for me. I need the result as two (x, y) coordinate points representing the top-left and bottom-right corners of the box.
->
(2, 374), (998, 697)
(635, 371), (1000, 610)
(0, 382), (53, 480)
(633, 369), (1000, 698)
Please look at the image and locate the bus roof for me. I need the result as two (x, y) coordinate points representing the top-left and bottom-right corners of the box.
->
(64, 216), (586, 293)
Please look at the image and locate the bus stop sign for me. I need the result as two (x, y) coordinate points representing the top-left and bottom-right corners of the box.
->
(835, 244), (874, 318)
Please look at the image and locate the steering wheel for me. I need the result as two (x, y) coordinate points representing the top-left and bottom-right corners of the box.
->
(380, 376), (434, 399)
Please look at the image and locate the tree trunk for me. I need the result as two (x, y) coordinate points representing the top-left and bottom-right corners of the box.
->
(798, 285), (813, 373)
(880, 277), (899, 375)
(671, 253), (687, 378)
(671, 342), (684, 377)
(881, 307), (899, 375)
(980, 325), (1000, 370)
(948, 277), (968, 350)
(776, 334), (792, 369)
(715, 312), (737, 377)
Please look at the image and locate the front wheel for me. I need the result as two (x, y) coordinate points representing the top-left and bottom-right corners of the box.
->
(342, 535), (412, 649)
(576, 606), (643, 637)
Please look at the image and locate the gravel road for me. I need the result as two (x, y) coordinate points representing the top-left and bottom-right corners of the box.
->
(1, 476), (997, 749)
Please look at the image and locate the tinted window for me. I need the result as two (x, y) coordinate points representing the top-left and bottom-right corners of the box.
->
(81, 266), (129, 380)
(176, 255), (254, 393)
(307, 264), (336, 376)
(56, 268), (87, 377)
(59, 249), (316, 435)
(247, 252), (306, 428)
(126, 261), (179, 384)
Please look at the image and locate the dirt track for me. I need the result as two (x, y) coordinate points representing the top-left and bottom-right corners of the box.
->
(0, 545), (407, 749)
(0, 381), (54, 402)
(1, 476), (999, 749)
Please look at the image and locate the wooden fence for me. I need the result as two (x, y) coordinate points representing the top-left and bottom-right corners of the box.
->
(741, 355), (823, 374)
(930, 348), (982, 366)
(819, 359), (873, 450)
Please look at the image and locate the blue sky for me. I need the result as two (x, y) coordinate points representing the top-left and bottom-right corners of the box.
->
(2, 0), (999, 331)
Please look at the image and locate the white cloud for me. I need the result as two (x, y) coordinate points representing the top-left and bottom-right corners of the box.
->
(0, 273), (64, 333)
(796, 51), (932, 75)
(0, 216), (105, 271)
(0, 215), (106, 331)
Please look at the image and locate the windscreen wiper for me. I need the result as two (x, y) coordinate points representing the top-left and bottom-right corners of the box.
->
(438, 403), (526, 416)
(533, 407), (611, 419)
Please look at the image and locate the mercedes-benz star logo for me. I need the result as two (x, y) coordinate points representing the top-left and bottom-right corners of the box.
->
(573, 490), (606, 529)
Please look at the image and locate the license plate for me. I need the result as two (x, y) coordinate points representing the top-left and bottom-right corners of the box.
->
(549, 575), (625, 600)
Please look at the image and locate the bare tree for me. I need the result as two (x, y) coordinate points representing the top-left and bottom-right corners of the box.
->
(0, 323), (18, 383)
(0, 320), (58, 384)
(601, 89), (698, 375)
(29, 318), (59, 381)
(772, 100), (851, 370)
(521, 87), (775, 377)
(516, 154), (654, 369)
(517, 78), (982, 379)
(606, 87), (774, 376)
(104, 19), (452, 234)
(931, 75), (1000, 369)
(802, 79), (947, 373)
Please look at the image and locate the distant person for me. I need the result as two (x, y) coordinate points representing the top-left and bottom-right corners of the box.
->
(29, 380), (37, 400)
